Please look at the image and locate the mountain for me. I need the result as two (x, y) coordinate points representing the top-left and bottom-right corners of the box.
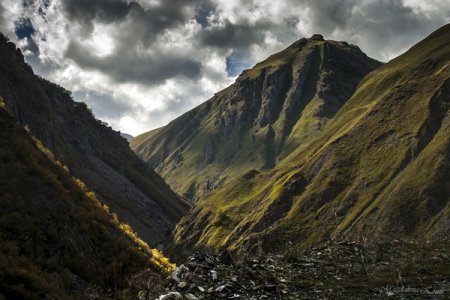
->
(131, 34), (381, 201)
(120, 132), (134, 142)
(167, 24), (450, 256)
(0, 99), (156, 299)
(0, 34), (190, 245)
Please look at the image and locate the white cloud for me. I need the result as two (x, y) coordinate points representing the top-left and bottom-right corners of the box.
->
(1, 0), (449, 136)
(84, 23), (116, 57)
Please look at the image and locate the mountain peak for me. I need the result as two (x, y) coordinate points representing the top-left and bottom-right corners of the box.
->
(131, 37), (382, 201)
(237, 33), (378, 81)
(310, 33), (324, 41)
(166, 23), (450, 257)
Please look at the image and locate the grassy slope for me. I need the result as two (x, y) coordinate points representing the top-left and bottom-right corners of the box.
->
(0, 101), (157, 299)
(0, 34), (190, 245)
(169, 24), (450, 256)
(131, 37), (381, 201)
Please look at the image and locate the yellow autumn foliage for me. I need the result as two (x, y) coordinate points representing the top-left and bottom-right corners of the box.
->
(29, 134), (176, 274)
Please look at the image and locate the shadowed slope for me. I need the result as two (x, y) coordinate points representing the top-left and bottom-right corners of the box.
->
(0, 101), (152, 299)
(0, 34), (190, 245)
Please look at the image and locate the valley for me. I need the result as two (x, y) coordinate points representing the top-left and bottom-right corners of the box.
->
(0, 11), (449, 300)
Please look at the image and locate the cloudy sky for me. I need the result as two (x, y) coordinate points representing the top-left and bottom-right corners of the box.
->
(1, 0), (449, 135)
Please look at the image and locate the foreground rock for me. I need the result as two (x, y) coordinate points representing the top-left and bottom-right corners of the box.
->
(147, 240), (450, 299)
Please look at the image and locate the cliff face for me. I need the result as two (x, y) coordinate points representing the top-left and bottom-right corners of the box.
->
(131, 35), (381, 201)
(0, 34), (190, 245)
(168, 25), (450, 256)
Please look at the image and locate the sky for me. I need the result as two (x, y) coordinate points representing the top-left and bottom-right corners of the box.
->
(0, 0), (449, 136)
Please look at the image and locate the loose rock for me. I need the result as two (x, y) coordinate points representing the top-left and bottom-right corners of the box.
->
(157, 292), (183, 300)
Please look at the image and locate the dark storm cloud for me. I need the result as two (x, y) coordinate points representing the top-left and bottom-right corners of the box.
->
(345, 0), (445, 53)
(195, 0), (216, 28)
(60, 0), (203, 86)
(0, 3), (5, 30)
(113, 1), (195, 47)
(62, 0), (133, 27)
(299, 0), (431, 35)
(291, 0), (449, 59)
(198, 19), (274, 50)
(296, 0), (357, 33)
(6, 0), (449, 134)
(61, 0), (269, 87)
(72, 89), (134, 119)
(62, 0), (197, 39)
(65, 40), (202, 85)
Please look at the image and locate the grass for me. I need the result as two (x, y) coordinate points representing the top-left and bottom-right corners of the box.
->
(0, 33), (190, 247)
(168, 24), (450, 255)
(132, 37), (380, 206)
(0, 34), (177, 298)
(0, 106), (152, 298)
(0, 106), (177, 299)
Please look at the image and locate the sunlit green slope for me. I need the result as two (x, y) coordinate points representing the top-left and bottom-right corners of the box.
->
(169, 24), (450, 256)
(131, 35), (381, 201)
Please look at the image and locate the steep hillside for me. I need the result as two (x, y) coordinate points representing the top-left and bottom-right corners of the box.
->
(0, 34), (190, 244)
(131, 35), (381, 200)
(0, 100), (164, 299)
(169, 24), (450, 256)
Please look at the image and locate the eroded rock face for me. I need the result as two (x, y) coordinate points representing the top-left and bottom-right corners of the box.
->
(131, 35), (381, 201)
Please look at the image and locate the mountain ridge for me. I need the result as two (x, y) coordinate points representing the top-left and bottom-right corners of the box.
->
(165, 24), (450, 257)
(0, 33), (190, 245)
(0, 98), (152, 299)
(131, 34), (382, 201)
